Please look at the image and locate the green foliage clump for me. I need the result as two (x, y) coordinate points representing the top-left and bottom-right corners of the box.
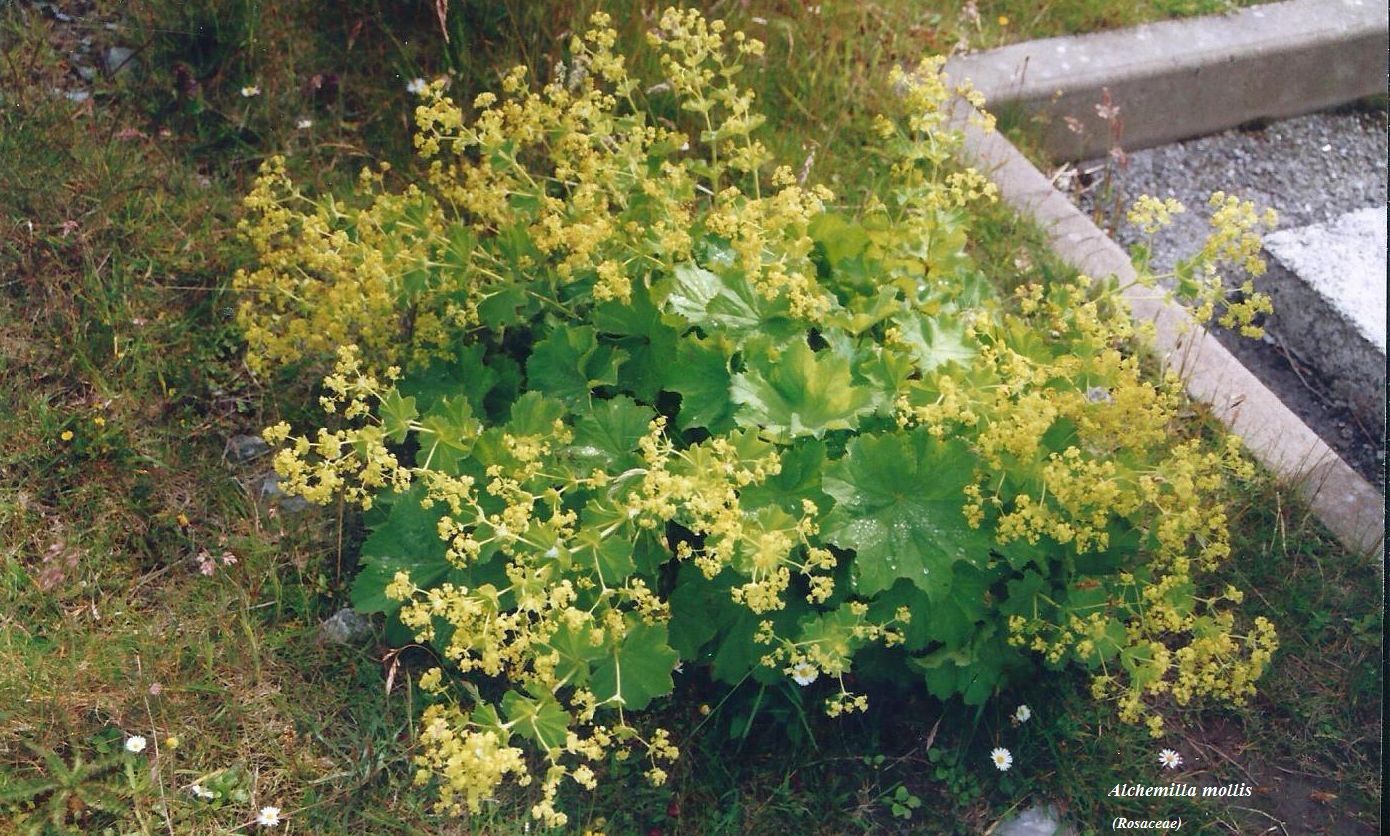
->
(235, 9), (1276, 824)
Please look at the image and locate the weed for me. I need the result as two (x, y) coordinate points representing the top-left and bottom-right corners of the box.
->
(1, 0), (1377, 833)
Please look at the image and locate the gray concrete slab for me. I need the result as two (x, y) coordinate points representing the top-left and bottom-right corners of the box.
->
(944, 0), (1388, 161)
(1266, 208), (1386, 354)
(1263, 208), (1387, 427)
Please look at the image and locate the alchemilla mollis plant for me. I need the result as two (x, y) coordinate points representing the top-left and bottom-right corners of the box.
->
(235, 10), (1278, 825)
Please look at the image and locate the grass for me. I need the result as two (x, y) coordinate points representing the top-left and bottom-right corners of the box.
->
(1, 0), (1379, 833)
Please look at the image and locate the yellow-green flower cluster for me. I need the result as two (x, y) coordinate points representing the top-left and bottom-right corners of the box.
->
(1128, 191), (1277, 338)
(234, 159), (461, 374)
(415, 708), (530, 815)
(263, 347), (411, 508)
(1127, 195), (1184, 235)
(933, 267), (1277, 734)
(238, 5), (1283, 819)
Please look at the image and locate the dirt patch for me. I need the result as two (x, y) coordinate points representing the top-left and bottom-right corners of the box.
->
(1179, 714), (1380, 834)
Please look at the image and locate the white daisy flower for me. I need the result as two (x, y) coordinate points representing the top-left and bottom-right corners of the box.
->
(1013, 704), (1032, 723)
(124, 735), (147, 754)
(256, 806), (282, 827)
(406, 77), (428, 95)
(789, 662), (818, 686)
(990, 747), (1013, 771)
(190, 784), (215, 800)
(1158, 749), (1183, 770)
(296, 118), (313, 130)
(240, 85), (261, 98)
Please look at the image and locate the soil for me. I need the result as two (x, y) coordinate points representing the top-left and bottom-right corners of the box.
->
(1183, 714), (1380, 835)
(1069, 106), (1387, 487)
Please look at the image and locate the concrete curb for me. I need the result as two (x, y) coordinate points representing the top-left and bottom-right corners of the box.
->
(949, 100), (1385, 562)
(1262, 209), (1388, 429)
(945, 0), (1389, 161)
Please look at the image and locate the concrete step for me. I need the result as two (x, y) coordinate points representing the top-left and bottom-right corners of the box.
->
(944, 0), (1388, 161)
(1262, 207), (1387, 427)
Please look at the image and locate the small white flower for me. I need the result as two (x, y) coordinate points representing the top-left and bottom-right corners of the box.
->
(789, 662), (818, 686)
(240, 85), (261, 98)
(990, 747), (1013, 771)
(256, 806), (282, 827)
(190, 784), (215, 800)
(1158, 749), (1183, 770)
(406, 77), (428, 95)
(124, 735), (147, 754)
(1013, 704), (1032, 724)
(296, 118), (313, 130)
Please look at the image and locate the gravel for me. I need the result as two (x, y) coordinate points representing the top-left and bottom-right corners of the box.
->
(1076, 108), (1387, 268)
(1073, 107), (1387, 486)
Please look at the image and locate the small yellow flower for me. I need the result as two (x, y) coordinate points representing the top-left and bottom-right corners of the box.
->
(93, 416), (106, 427)
(997, 15), (1010, 26)
(165, 735), (180, 750)
(59, 430), (74, 441)
(176, 513), (190, 527)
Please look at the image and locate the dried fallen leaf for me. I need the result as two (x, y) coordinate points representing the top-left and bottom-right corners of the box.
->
(435, 0), (449, 42)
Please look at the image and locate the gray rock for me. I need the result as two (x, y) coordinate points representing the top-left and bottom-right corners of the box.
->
(1260, 208), (1387, 428)
(75, 65), (97, 82)
(994, 803), (1075, 836)
(103, 46), (137, 77)
(1264, 207), (1386, 355)
(226, 433), (271, 463)
(320, 608), (373, 644)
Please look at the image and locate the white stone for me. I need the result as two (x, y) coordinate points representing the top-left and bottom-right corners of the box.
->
(1264, 207), (1387, 354)
(994, 803), (1075, 836)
